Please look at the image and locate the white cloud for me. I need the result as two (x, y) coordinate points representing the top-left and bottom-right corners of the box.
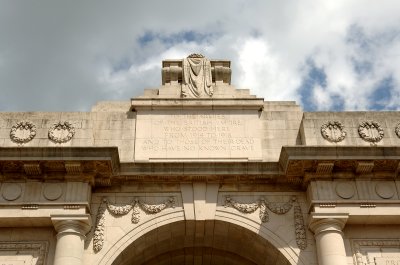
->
(0, 1), (399, 111)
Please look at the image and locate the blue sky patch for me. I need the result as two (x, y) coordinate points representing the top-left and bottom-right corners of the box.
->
(299, 60), (328, 111)
(369, 76), (395, 110)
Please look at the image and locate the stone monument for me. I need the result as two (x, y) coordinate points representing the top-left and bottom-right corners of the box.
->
(0, 55), (400, 265)
(182, 53), (214, 98)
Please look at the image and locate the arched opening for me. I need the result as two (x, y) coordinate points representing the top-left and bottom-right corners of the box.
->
(112, 220), (291, 265)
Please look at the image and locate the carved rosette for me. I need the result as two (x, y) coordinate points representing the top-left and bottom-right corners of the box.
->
(358, 121), (384, 143)
(93, 197), (175, 252)
(395, 123), (400, 138)
(48, 121), (75, 143)
(224, 196), (307, 250)
(320, 121), (346, 142)
(10, 121), (36, 144)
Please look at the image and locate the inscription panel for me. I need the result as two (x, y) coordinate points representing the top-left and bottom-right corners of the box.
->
(135, 110), (262, 161)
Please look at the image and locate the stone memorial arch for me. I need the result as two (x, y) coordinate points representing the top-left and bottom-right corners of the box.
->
(1, 55), (400, 265)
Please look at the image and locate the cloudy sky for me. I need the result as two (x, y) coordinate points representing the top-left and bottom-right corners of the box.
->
(0, 1), (399, 112)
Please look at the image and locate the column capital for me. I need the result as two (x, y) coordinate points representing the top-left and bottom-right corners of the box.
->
(51, 214), (92, 236)
(309, 213), (349, 236)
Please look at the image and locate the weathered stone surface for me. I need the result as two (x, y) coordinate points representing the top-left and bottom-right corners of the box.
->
(0, 56), (399, 265)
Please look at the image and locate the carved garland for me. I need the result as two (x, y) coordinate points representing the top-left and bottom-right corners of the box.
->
(395, 123), (400, 138)
(10, 121), (37, 144)
(48, 121), (75, 143)
(358, 121), (384, 143)
(224, 196), (307, 250)
(320, 121), (346, 143)
(93, 197), (175, 252)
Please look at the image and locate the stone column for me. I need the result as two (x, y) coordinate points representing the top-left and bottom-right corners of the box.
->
(51, 215), (91, 265)
(309, 214), (348, 265)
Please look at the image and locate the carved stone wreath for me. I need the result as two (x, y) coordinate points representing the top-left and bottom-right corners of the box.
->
(93, 197), (175, 252)
(320, 121), (346, 142)
(10, 121), (37, 144)
(395, 123), (400, 138)
(358, 121), (384, 143)
(48, 121), (75, 143)
(224, 196), (307, 250)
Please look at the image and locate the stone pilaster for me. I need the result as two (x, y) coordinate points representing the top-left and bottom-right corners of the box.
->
(309, 214), (348, 265)
(51, 214), (91, 265)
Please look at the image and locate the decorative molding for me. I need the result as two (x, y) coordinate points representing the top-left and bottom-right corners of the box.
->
(48, 121), (75, 143)
(93, 197), (175, 252)
(23, 162), (41, 175)
(0, 241), (48, 265)
(65, 161), (82, 175)
(335, 182), (355, 199)
(375, 182), (395, 199)
(64, 204), (81, 209)
(360, 203), (376, 208)
(352, 239), (400, 265)
(396, 123), (400, 138)
(321, 121), (346, 143)
(356, 161), (374, 174)
(1, 183), (22, 201)
(316, 162), (334, 174)
(319, 203), (337, 208)
(358, 121), (384, 143)
(43, 183), (63, 201)
(21, 204), (39, 209)
(10, 121), (36, 144)
(224, 196), (307, 250)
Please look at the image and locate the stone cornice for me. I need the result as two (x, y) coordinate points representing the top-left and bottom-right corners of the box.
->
(1, 146), (400, 187)
(0, 147), (119, 186)
(130, 98), (265, 111)
(279, 146), (400, 184)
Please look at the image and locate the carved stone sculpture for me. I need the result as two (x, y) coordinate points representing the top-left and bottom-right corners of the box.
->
(93, 197), (175, 252)
(358, 121), (384, 143)
(320, 121), (346, 142)
(395, 123), (400, 138)
(10, 121), (36, 144)
(48, 121), (75, 143)
(224, 196), (307, 250)
(182, 54), (214, 98)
